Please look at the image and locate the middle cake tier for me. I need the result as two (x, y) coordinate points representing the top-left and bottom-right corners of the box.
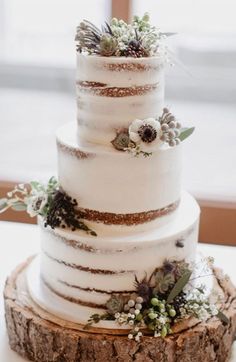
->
(57, 122), (182, 235)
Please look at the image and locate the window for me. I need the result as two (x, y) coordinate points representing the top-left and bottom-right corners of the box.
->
(132, 0), (236, 102)
(132, 0), (236, 35)
(1, 0), (111, 67)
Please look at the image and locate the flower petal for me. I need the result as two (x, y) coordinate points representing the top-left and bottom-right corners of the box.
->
(140, 138), (162, 152)
(129, 131), (140, 143)
(129, 119), (143, 133)
(145, 118), (161, 131)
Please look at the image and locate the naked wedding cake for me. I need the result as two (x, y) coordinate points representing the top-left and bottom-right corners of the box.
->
(2, 14), (236, 362)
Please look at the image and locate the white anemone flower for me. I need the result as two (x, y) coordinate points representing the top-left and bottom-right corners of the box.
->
(27, 192), (48, 217)
(129, 118), (162, 152)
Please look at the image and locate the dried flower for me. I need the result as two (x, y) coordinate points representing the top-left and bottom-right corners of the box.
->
(75, 20), (102, 54)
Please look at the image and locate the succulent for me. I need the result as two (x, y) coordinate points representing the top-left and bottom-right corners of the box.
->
(106, 295), (124, 315)
(100, 34), (118, 56)
(111, 129), (133, 151)
(153, 270), (175, 295)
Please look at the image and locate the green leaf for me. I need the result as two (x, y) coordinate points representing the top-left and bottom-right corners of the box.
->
(11, 202), (27, 211)
(30, 181), (42, 191)
(167, 270), (192, 303)
(0, 198), (9, 212)
(217, 310), (229, 324)
(179, 127), (195, 142)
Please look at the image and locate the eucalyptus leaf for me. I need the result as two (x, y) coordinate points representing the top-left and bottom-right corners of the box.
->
(12, 202), (27, 211)
(30, 181), (42, 191)
(167, 270), (192, 303)
(217, 310), (229, 324)
(0, 198), (8, 212)
(179, 127), (195, 142)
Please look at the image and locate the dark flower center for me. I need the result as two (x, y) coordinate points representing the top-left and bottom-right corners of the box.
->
(138, 124), (157, 143)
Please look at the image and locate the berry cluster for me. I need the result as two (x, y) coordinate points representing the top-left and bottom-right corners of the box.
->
(159, 108), (182, 147)
(45, 190), (96, 236)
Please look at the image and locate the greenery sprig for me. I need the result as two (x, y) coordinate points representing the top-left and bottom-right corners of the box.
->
(75, 13), (166, 58)
(0, 177), (96, 236)
(87, 258), (228, 341)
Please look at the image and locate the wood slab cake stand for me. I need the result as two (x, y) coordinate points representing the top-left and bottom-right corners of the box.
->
(4, 257), (236, 362)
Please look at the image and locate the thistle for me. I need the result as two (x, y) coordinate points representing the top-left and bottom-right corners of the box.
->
(134, 275), (152, 303)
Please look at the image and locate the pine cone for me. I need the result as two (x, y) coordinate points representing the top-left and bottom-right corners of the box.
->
(125, 40), (148, 58)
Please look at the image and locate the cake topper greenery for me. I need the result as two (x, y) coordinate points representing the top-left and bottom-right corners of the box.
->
(75, 13), (167, 58)
(111, 108), (195, 157)
(86, 258), (229, 341)
(0, 177), (96, 236)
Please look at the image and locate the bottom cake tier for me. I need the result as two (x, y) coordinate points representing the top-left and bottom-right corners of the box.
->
(4, 258), (236, 362)
(27, 191), (200, 326)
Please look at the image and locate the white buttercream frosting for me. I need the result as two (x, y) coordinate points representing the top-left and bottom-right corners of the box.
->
(57, 122), (182, 231)
(76, 54), (165, 145)
(27, 192), (200, 326)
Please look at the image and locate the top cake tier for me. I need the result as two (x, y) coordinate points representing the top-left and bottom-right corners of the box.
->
(76, 54), (165, 145)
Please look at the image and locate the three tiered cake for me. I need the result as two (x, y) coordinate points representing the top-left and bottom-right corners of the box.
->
(2, 14), (236, 362)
